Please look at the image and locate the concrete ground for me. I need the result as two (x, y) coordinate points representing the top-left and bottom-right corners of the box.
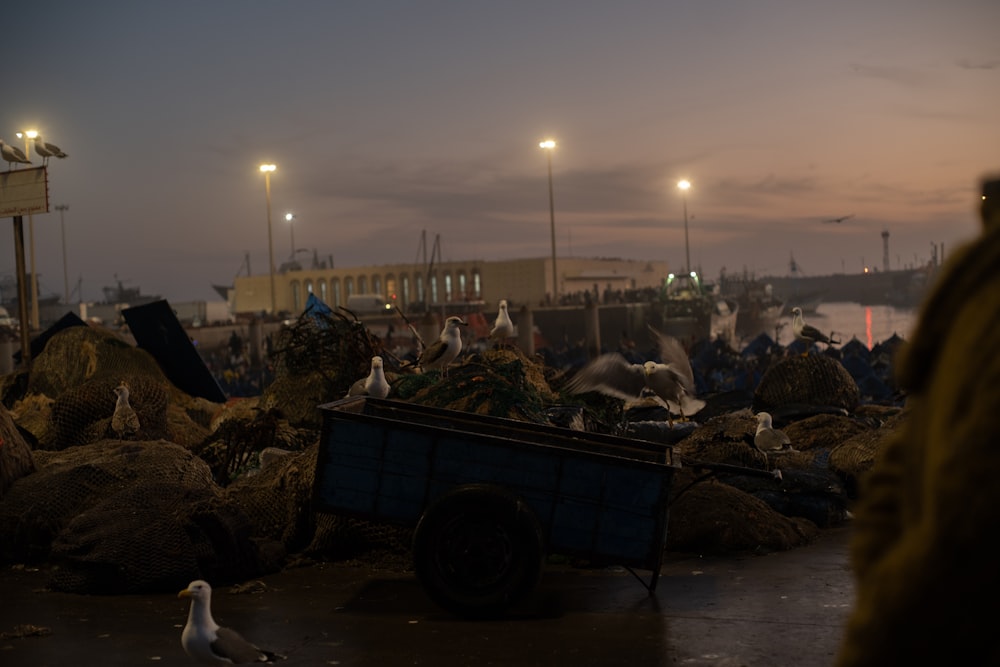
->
(0, 525), (854, 667)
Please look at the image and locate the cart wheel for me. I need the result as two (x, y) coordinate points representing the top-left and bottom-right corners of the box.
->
(413, 484), (545, 619)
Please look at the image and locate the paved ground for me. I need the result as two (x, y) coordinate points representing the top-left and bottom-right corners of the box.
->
(0, 525), (854, 667)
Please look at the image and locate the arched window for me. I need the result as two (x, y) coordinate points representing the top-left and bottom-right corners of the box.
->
(372, 275), (382, 295)
(472, 270), (482, 299)
(331, 278), (341, 306)
(345, 277), (354, 297)
(457, 272), (467, 300)
(444, 272), (453, 302)
(358, 276), (368, 293)
(429, 272), (439, 304)
(401, 275), (411, 307)
(291, 281), (302, 311)
(318, 279), (328, 303)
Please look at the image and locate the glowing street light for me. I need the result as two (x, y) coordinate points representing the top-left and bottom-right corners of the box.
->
(285, 212), (296, 260)
(539, 139), (557, 301)
(677, 179), (692, 275)
(15, 130), (40, 330)
(259, 164), (277, 315)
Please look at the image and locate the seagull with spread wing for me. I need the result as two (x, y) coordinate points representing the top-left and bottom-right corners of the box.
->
(565, 325), (704, 426)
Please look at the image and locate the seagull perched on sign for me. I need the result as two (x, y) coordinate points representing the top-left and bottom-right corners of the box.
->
(348, 355), (390, 398)
(791, 306), (840, 353)
(111, 381), (140, 440)
(418, 316), (467, 374)
(179, 580), (282, 665)
(489, 299), (515, 347)
(0, 139), (31, 169)
(564, 325), (704, 426)
(33, 135), (67, 165)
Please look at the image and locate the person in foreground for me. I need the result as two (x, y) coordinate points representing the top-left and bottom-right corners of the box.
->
(835, 175), (1000, 666)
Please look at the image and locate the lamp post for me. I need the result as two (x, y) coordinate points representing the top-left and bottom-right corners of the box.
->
(285, 213), (295, 260)
(539, 139), (557, 301)
(55, 205), (70, 304)
(677, 179), (691, 275)
(259, 164), (277, 315)
(15, 130), (39, 329)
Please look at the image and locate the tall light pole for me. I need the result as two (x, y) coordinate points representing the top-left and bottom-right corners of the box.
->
(677, 179), (692, 275)
(16, 130), (40, 329)
(259, 164), (277, 315)
(55, 205), (70, 304)
(539, 139), (557, 301)
(285, 212), (295, 260)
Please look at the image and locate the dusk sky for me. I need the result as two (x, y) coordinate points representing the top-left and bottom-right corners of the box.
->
(2, 1), (998, 304)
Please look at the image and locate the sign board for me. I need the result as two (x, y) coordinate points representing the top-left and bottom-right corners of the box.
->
(0, 167), (49, 217)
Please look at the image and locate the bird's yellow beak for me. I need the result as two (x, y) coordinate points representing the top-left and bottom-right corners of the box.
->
(178, 589), (192, 599)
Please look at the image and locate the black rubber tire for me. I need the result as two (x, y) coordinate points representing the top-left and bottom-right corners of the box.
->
(412, 484), (545, 619)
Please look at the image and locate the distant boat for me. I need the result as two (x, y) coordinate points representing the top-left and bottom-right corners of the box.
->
(720, 275), (785, 341)
(101, 279), (161, 306)
(657, 271), (738, 349)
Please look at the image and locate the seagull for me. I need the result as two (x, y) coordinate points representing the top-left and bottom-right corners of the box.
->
(791, 306), (840, 352)
(0, 139), (31, 169)
(111, 381), (140, 440)
(33, 135), (67, 165)
(179, 580), (282, 665)
(822, 214), (854, 224)
(347, 355), (390, 398)
(754, 411), (793, 452)
(417, 316), (467, 374)
(488, 299), (514, 347)
(564, 326), (704, 426)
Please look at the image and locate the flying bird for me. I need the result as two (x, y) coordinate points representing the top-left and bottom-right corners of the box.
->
(33, 135), (67, 165)
(564, 325), (704, 426)
(488, 299), (515, 347)
(417, 316), (467, 374)
(0, 139), (31, 169)
(179, 580), (282, 665)
(791, 306), (840, 352)
(347, 355), (390, 398)
(754, 412), (793, 452)
(111, 381), (140, 440)
(822, 214), (854, 224)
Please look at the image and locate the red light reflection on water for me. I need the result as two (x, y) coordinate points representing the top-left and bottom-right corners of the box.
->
(865, 307), (873, 349)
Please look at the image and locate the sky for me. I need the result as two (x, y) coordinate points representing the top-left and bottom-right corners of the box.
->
(1, 0), (998, 304)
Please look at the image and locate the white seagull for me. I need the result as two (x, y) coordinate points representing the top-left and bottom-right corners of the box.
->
(0, 139), (31, 169)
(565, 325), (705, 425)
(348, 355), (390, 398)
(489, 299), (515, 347)
(33, 135), (68, 165)
(791, 306), (840, 352)
(754, 411), (793, 452)
(418, 316), (467, 374)
(179, 579), (281, 665)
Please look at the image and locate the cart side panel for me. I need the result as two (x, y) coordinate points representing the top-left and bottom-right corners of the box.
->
(314, 419), (433, 524)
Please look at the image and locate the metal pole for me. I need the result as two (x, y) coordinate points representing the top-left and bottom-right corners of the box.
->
(546, 150), (557, 301)
(683, 196), (690, 275)
(290, 218), (295, 260)
(12, 216), (31, 366)
(56, 204), (69, 304)
(22, 137), (39, 330)
(264, 172), (276, 315)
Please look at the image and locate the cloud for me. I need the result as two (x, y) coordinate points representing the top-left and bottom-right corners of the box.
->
(956, 57), (999, 70)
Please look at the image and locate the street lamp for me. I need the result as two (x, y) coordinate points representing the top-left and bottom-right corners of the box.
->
(285, 212), (295, 260)
(259, 164), (277, 315)
(55, 205), (70, 304)
(15, 130), (39, 329)
(677, 179), (691, 275)
(539, 139), (557, 301)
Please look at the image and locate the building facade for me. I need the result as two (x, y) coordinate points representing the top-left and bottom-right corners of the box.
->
(231, 256), (672, 315)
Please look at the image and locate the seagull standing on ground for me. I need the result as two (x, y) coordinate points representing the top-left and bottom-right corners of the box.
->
(348, 355), (390, 398)
(754, 411), (793, 452)
(489, 299), (515, 347)
(111, 381), (140, 440)
(33, 135), (67, 165)
(791, 306), (840, 352)
(179, 580), (282, 665)
(565, 325), (705, 426)
(0, 140), (31, 169)
(418, 316), (468, 374)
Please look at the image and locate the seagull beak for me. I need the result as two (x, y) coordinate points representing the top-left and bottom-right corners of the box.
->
(178, 589), (192, 598)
